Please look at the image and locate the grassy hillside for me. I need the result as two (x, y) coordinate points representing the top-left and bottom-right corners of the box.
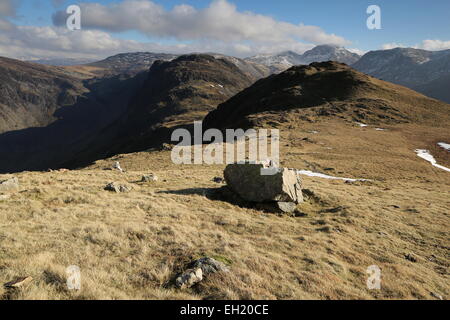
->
(0, 117), (448, 300)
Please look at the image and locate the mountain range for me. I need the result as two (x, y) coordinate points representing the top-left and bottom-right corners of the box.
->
(0, 45), (449, 172)
(245, 45), (361, 73)
(352, 47), (450, 103)
(0, 47), (449, 301)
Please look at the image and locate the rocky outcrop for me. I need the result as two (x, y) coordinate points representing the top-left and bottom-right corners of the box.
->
(353, 47), (450, 103)
(0, 177), (19, 193)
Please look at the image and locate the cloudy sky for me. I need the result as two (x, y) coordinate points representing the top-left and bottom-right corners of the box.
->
(1, 0), (450, 61)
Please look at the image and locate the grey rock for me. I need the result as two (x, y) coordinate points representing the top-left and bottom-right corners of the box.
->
(175, 268), (203, 289)
(112, 161), (123, 172)
(276, 202), (298, 213)
(256, 201), (297, 214)
(141, 174), (158, 182)
(0, 177), (19, 193)
(212, 177), (225, 184)
(430, 292), (443, 300)
(224, 163), (303, 204)
(104, 182), (131, 193)
(405, 253), (418, 263)
(192, 257), (230, 275)
(175, 257), (229, 289)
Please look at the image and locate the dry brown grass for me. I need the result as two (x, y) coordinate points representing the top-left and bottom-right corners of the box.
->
(0, 119), (448, 300)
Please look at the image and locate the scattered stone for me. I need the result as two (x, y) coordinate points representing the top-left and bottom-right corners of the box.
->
(4, 276), (33, 288)
(0, 177), (19, 193)
(430, 292), (443, 300)
(160, 143), (173, 151)
(224, 162), (303, 204)
(317, 226), (332, 233)
(175, 268), (203, 289)
(0, 194), (11, 201)
(321, 206), (349, 214)
(104, 182), (131, 193)
(112, 162), (123, 173)
(257, 201), (297, 214)
(405, 253), (418, 263)
(192, 257), (230, 275)
(141, 174), (158, 182)
(175, 257), (229, 289)
(212, 177), (225, 184)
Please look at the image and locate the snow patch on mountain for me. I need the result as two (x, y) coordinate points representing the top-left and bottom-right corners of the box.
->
(245, 45), (361, 73)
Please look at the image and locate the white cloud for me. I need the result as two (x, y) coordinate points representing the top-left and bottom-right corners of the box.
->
(0, 0), (356, 61)
(381, 40), (450, 51)
(52, 0), (349, 46)
(381, 43), (406, 50)
(0, 24), (321, 60)
(418, 39), (450, 51)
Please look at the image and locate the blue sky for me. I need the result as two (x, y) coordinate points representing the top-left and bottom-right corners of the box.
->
(2, 0), (450, 59)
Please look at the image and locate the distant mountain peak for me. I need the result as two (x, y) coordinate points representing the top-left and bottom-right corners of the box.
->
(245, 45), (361, 73)
(353, 47), (450, 103)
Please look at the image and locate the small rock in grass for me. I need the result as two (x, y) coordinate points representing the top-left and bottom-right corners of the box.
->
(0, 177), (19, 193)
(212, 177), (225, 184)
(192, 257), (230, 275)
(4, 276), (33, 288)
(430, 292), (443, 300)
(141, 174), (158, 182)
(112, 161), (123, 173)
(175, 268), (203, 289)
(405, 253), (418, 263)
(104, 182), (131, 193)
(175, 257), (229, 289)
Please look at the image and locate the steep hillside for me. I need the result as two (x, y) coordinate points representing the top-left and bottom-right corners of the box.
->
(87, 52), (178, 76)
(204, 61), (450, 130)
(416, 74), (450, 103)
(0, 53), (264, 173)
(353, 48), (450, 103)
(0, 57), (147, 173)
(73, 54), (259, 160)
(0, 57), (89, 133)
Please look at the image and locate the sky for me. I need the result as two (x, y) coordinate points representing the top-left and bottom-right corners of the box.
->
(1, 0), (449, 60)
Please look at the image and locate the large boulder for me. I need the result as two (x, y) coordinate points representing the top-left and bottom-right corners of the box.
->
(224, 163), (303, 204)
(0, 177), (19, 194)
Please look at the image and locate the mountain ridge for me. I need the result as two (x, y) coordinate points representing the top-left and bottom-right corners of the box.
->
(245, 45), (361, 73)
(352, 47), (450, 103)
